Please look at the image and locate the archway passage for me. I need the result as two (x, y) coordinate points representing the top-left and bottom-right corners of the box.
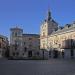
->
(53, 50), (58, 58)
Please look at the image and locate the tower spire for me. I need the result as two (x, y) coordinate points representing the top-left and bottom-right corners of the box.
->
(47, 8), (51, 21)
(47, 5), (51, 21)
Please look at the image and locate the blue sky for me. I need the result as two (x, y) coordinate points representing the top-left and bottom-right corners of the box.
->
(0, 0), (75, 37)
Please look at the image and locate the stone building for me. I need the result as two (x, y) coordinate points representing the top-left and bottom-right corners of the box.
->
(10, 27), (40, 58)
(10, 27), (23, 58)
(22, 34), (40, 58)
(0, 35), (9, 58)
(40, 10), (58, 50)
(40, 9), (75, 58)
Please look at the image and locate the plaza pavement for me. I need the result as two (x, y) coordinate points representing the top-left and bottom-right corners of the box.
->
(0, 58), (75, 75)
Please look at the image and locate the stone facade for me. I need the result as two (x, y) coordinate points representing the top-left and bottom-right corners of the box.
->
(40, 10), (58, 50)
(0, 35), (9, 58)
(40, 10), (75, 58)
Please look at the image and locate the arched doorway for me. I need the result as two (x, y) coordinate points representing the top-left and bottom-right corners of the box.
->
(53, 49), (58, 58)
(28, 51), (32, 57)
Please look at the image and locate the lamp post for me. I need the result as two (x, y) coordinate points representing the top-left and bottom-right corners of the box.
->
(42, 49), (44, 59)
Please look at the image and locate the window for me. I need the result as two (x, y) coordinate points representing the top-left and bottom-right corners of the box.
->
(15, 32), (17, 36)
(15, 40), (19, 46)
(3, 47), (6, 49)
(38, 46), (40, 49)
(29, 44), (32, 47)
(49, 51), (51, 55)
(43, 32), (45, 36)
(29, 38), (32, 40)
(16, 52), (19, 56)
(18, 32), (21, 36)
(12, 32), (14, 36)
(2, 38), (4, 42)
(13, 52), (15, 56)
(0, 50), (1, 53)
(15, 47), (17, 50)
(0, 43), (1, 48)
(24, 42), (25, 45)
(37, 52), (39, 56)
(22, 53), (24, 56)
(14, 43), (17, 50)
(44, 25), (46, 27)
(24, 47), (27, 52)
(73, 35), (75, 38)
(43, 43), (45, 48)
(59, 44), (61, 48)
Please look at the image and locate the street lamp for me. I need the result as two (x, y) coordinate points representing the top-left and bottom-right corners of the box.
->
(43, 49), (44, 59)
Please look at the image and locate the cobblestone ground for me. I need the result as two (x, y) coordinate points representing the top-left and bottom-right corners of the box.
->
(0, 59), (75, 75)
